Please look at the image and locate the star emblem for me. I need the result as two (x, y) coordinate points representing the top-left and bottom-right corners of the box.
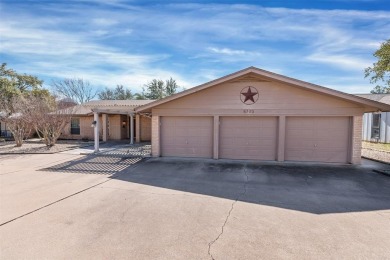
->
(240, 86), (259, 105)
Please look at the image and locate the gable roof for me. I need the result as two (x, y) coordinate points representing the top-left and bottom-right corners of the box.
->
(136, 66), (390, 113)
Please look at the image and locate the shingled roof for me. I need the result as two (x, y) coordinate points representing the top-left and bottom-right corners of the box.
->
(354, 94), (390, 105)
(58, 99), (155, 115)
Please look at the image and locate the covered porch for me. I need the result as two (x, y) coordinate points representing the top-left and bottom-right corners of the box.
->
(91, 108), (151, 152)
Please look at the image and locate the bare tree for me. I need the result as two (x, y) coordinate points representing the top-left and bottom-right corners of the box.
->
(51, 78), (97, 104)
(0, 96), (33, 147)
(98, 85), (134, 100)
(26, 96), (74, 147)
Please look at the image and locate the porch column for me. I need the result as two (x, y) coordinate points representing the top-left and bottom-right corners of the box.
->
(135, 114), (141, 143)
(102, 114), (108, 142)
(130, 113), (134, 145)
(94, 112), (100, 152)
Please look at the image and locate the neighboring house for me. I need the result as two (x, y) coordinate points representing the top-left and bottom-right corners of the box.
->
(0, 112), (12, 138)
(0, 120), (12, 138)
(355, 94), (390, 143)
(0, 98), (77, 139)
(59, 100), (154, 142)
(57, 97), (78, 109)
(133, 67), (390, 165)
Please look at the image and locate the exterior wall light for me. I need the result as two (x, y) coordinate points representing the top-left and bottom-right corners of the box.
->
(91, 121), (97, 128)
(122, 120), (126, 128)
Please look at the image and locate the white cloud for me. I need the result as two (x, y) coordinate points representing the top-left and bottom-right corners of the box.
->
(208, 47), (261, 56)
(1, 2), (389, 94)
(0, 18), (194, 92)
(306, 53), (372, 71)
(92, 18), (118, 27)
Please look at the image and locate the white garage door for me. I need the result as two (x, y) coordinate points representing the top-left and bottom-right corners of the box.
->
(161, 116), (213, 158)
(285, 117), (350, 163)
(219, 117), (278, 160)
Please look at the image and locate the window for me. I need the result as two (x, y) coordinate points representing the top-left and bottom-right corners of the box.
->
(371, 113), (381, 139)
(70, 118), (80, 135)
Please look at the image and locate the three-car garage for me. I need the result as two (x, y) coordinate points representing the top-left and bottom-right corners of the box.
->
(159, 116), (349, 163)
(136, 67), (390, 165)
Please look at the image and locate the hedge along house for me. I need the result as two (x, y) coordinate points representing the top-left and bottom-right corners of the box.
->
(135, 67), (390, 164)
(60, 100), (153, 148)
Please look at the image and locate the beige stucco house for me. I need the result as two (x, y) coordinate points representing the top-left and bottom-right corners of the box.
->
(134, 67), (390, 164)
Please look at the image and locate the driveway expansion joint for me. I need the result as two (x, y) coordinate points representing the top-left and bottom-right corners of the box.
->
(0, 158), (147, 227)
(207, 166), (249, 260)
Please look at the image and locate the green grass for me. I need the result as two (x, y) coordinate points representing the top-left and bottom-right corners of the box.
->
(362, 141), (390, 152)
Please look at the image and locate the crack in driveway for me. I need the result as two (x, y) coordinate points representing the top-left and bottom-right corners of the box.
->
(207, 166), (249, 260)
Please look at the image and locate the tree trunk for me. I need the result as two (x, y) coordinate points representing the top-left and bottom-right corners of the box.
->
(14, 137), (23, 147)
(9, 127), (25, 147)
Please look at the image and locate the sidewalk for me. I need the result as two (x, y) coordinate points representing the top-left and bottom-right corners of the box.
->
(60, 141), (151, 157)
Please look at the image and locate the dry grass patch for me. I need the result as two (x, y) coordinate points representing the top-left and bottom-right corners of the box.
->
(362, 141), (390, 152)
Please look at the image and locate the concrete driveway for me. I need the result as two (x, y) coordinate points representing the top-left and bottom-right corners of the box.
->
(1, 154), (390, 259)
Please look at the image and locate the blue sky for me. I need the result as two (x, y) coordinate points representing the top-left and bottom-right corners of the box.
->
(1, 0), (389, 94)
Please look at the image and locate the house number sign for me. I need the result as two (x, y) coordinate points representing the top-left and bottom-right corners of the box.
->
(243, 109), (254, 114)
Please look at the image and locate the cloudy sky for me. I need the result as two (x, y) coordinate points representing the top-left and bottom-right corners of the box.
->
(1, 0), (389, 94)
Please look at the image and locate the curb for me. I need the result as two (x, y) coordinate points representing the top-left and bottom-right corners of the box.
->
(373, 169), (390, 177)
(361, 156), (390, 165)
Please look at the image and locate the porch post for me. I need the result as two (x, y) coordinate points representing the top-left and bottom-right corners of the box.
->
(130, 113), (134, 145)
(102, 114), (108, 142)
(135, 114), (141, 143)
(94, 112), (100, 152)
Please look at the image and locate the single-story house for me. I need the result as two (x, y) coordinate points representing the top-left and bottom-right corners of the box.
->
(129, 67), (390, 164)
(0, 98), (77, 139)
(59, 100), (154, 143)
(355, 94), (390, 144)
(0, 111), (10, 137)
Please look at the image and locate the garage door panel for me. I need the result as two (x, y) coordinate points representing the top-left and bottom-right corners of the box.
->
(316, 140), (346, 149)
(161, 117), (213, 158)
(286, 117), (349, 163)
(220, 117), (277, 160)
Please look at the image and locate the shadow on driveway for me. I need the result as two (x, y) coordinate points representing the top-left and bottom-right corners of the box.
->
(40, 155), (143, 175)
(40, 156), (390, 215)
(112, 158), (390, 215)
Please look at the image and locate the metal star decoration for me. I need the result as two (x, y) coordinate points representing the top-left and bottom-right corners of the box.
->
(240, 86), (259, 104)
